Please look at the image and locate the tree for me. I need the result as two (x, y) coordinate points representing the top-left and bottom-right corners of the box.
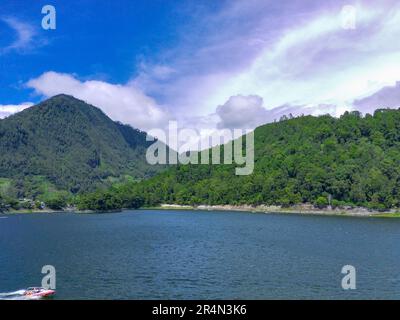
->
(315, 196), (328, 208)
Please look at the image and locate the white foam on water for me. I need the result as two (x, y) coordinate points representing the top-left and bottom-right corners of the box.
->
(0, 290), (43, 300)
(0, 289), (26, 296)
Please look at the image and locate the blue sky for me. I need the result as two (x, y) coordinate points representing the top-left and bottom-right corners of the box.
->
(0, 0), (193, 101)
(1, 0), (400, 134)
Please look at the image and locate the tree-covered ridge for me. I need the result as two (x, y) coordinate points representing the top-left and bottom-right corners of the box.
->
(0, 94), (163, 198)
(77, 109), (400, 211)
(2, 94), (400, 212)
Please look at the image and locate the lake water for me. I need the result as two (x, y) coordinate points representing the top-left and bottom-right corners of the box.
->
(1, 210), (400, 299)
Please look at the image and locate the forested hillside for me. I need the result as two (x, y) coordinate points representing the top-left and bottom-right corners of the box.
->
(78, 109), (400, 211)
(0, 94), (163, 205)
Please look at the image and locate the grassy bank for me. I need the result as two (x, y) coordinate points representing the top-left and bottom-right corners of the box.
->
(371, 212), (400, 218)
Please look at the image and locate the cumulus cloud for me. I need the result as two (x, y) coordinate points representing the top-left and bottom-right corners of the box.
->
(1, 17), (36, 53)
(27, 72), (171, 131)
(0, 102), (33, 119)
(216, 95), (268, 129)
(353, 81), (400, 114)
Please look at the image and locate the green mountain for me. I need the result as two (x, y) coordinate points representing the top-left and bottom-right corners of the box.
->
(0, 94), (162, 199)
(2, 94), (399, 212)
(79, 108), (400, 211)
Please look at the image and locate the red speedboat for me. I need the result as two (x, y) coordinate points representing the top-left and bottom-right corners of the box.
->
(23, 287), (55, 298)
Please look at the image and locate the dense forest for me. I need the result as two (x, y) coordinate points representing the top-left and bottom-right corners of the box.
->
(0, 94), (164, 210)
(76, 108), (400, 211)
(2, 94), (400, 212)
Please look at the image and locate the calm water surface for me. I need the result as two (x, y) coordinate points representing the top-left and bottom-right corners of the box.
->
(1, 210), (400, 299)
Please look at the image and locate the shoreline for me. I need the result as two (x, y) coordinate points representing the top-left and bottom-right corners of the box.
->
(155, 204), (400, 218)
(0, 208), (122, 215)
(0, 208), (66, 214)
(2, 204), (400, 218)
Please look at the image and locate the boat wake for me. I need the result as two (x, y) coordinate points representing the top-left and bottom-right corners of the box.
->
(0, 290), (41, 300)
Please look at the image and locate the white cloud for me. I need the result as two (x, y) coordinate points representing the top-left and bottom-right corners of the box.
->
(0, 102), (33, 119)
(214, 94), (350, 130)
(27, 72), (171, 132)
(132, 1), (400, 119)
(7, 1), (400, 139)
(1, 17), (36, 53)
(216, 95), (267, 129)
(200, 4), (385, 112)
